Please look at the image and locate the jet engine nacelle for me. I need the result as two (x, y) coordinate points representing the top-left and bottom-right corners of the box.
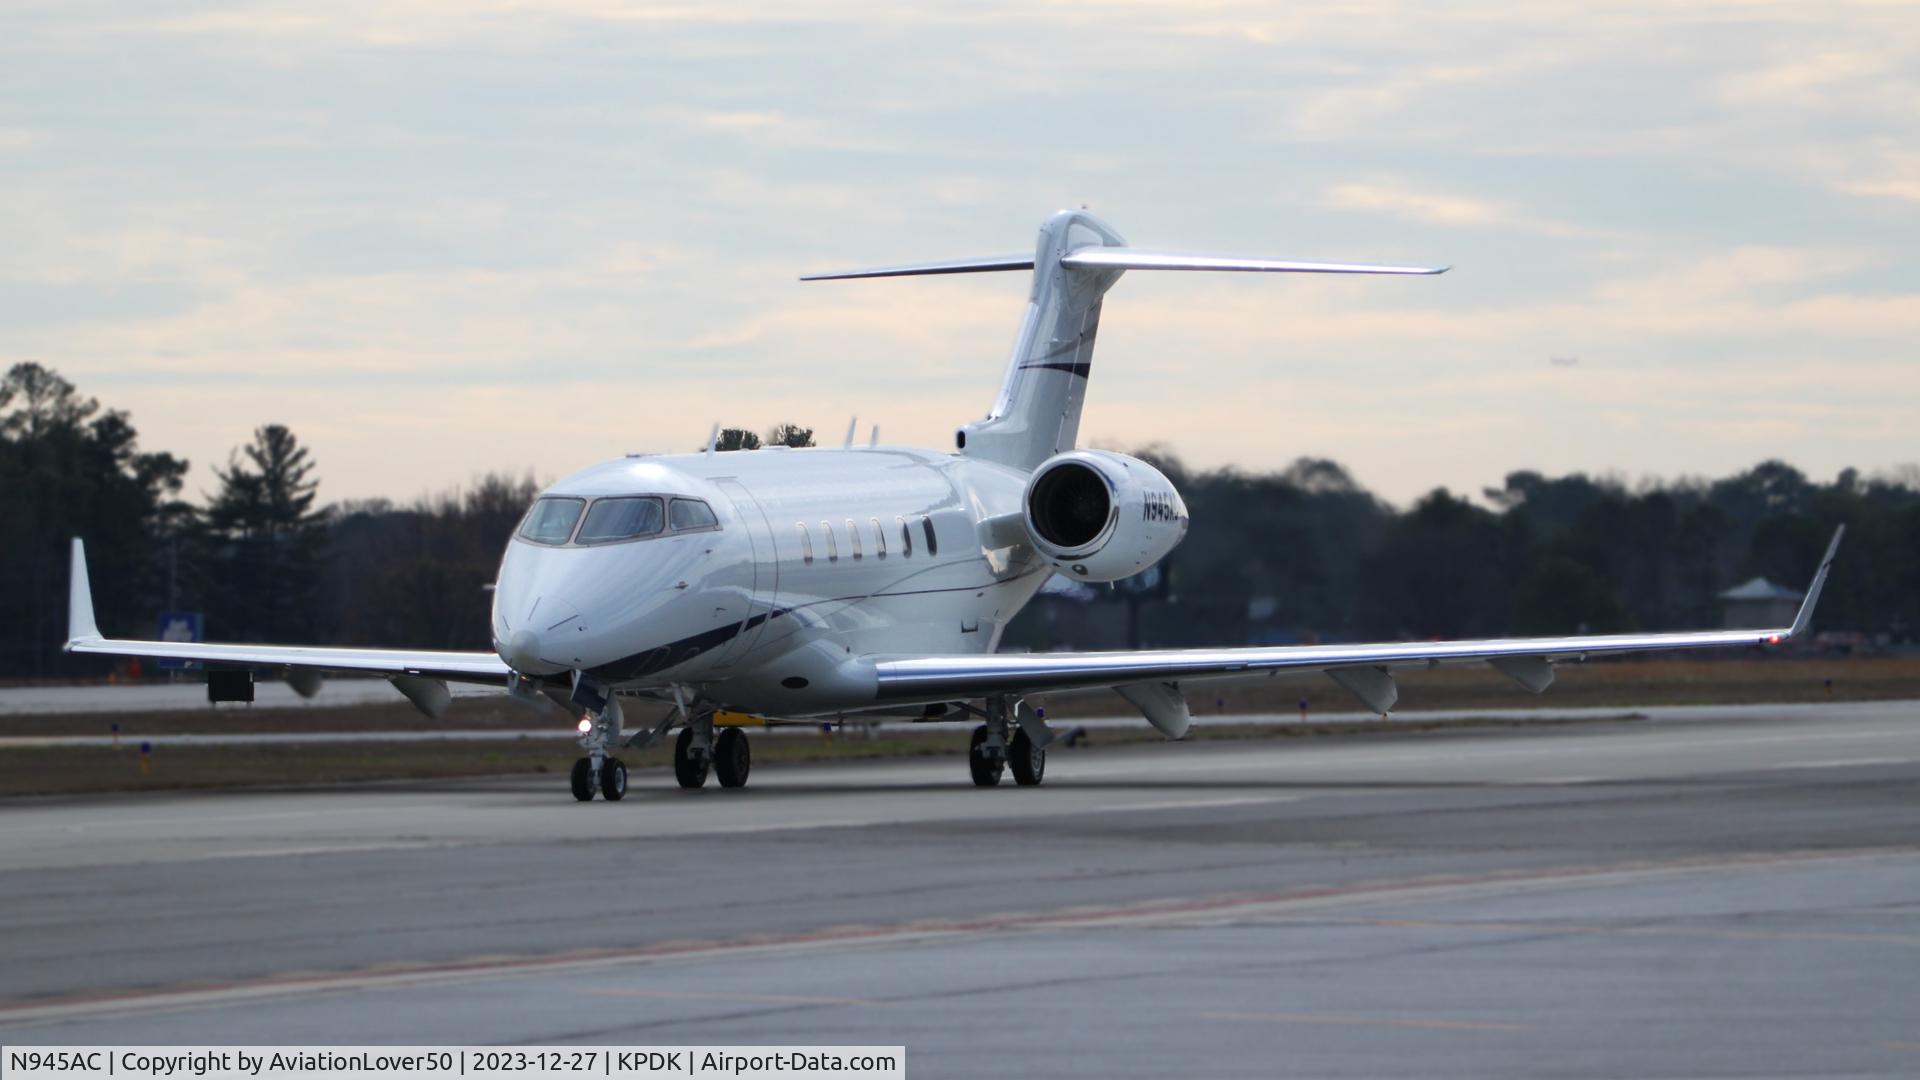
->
(1022, 449), (1189, 583)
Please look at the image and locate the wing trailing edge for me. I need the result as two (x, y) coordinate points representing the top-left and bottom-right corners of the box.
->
(874, 526), (1844, 703)
(63, 538), (511, 684)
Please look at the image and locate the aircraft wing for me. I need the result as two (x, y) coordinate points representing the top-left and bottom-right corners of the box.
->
(874, 526), (1844, 708)
(62, 539), (512, 684)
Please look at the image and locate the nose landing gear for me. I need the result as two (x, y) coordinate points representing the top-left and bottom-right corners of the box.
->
(570, 687), (628, 801)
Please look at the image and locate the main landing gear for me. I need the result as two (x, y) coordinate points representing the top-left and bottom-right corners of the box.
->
(969, 697), (1048, 787)
(671, 711), (753, 791)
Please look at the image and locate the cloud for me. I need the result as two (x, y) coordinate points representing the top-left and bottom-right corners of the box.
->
(6, 0), (1919, 507)
(1715, 51), (1895, 105)
(1320, 179), (1604, 237)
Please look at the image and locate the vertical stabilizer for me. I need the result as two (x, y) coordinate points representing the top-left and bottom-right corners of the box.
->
(799, 209), (1445, 473)
(958, 210), (1127, 470)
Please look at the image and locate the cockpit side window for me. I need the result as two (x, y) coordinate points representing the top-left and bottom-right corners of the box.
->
(669, 498), (719, 532)
(517, 497), (586, 545)
(576, 496), (665, 544)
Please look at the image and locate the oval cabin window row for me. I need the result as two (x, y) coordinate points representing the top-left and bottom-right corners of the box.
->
(796, 514), (937, 565)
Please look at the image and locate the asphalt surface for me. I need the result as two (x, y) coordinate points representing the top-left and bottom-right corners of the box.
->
(2, 701), (1918, 1077)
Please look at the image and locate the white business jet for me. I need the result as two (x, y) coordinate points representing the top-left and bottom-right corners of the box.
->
(65, 209), (1843, 800)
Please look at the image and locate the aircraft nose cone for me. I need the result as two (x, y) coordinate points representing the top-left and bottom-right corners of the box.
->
(501, 628), (552, 674)
(493, 583), (583, 676)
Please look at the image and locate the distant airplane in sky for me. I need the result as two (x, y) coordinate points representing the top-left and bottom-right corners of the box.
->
(65, 210), (1844, 800)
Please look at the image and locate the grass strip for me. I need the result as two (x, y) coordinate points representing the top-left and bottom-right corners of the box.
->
(0, 712), (1644, 798)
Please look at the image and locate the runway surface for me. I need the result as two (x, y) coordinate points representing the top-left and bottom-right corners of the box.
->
(2, 701), (1918, 1077)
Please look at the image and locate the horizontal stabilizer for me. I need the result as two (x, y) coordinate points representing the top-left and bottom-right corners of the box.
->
(1060, 248), (1447, 275)
(803, 248), (1446, 282)
(800, 254), (1035, 281)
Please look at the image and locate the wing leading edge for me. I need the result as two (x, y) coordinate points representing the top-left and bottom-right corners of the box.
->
(874, 526), (1845, 703)
(63, 539), (511, 684)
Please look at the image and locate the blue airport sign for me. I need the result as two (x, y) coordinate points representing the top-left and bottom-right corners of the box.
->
(155, 611), (202, 670)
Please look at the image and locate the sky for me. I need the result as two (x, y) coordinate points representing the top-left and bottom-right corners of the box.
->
(3, 1), (1917, 507)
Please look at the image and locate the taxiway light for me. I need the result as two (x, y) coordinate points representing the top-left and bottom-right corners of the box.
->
(576, 718), (593, 733)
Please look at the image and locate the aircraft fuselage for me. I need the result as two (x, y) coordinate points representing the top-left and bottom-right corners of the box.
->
(489, 446), (1051, 716)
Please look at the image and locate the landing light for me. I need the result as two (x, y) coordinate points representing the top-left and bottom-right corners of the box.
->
(576, 718), (593, 733)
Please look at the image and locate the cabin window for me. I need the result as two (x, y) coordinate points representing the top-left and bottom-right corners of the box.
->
(575, 496), (666, 544)
(669, 498), (719, 532)
(871, 518), (886, 558)
(517, 497), (586, 545)
(796, 523), (813, 564)
(921, 515), (939, 557)
(897, 515), (912, 557)
(846, 519), (862, 559)
(821, 520), (839, 562)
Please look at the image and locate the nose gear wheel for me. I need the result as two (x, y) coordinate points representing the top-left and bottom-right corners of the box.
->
(599, 757), (628, 800)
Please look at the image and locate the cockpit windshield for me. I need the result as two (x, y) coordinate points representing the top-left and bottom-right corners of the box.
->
(576, 496), (666, 544)
(517, 497), (585, 545)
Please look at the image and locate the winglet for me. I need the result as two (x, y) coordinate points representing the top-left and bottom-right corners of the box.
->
(67, 538), (101, 646)
(1787, 525), (1845, 640)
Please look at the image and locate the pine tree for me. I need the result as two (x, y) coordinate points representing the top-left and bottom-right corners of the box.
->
(200, 425), (324, 642)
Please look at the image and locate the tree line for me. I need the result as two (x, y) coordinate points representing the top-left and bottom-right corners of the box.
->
(3, 362), (1913, 677)
(1043, 449), (1920, 652)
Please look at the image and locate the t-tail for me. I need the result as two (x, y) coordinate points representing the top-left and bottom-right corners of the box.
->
(802, 208), (1447, 470)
